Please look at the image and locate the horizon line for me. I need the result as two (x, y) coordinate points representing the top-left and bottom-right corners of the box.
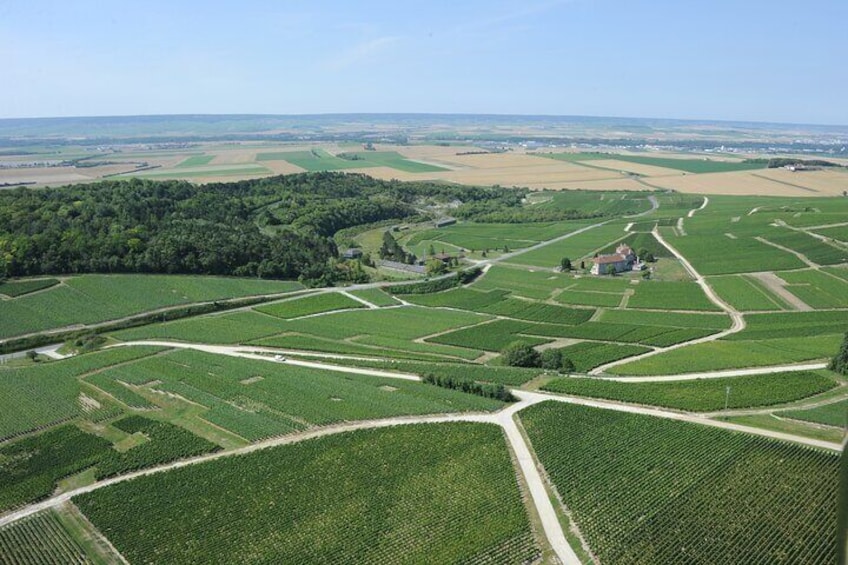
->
(1, 112), (846, 130)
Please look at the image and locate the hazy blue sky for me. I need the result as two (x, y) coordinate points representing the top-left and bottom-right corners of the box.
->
(2, 0), (846, 124)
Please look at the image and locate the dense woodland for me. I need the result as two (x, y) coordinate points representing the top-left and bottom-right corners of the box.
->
(0, 173), (531, 282)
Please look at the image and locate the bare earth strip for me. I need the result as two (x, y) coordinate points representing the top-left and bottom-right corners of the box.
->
(750, 272), (813, 311)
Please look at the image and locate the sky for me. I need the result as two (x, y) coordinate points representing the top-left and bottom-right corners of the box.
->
(2, 0), (846, 125)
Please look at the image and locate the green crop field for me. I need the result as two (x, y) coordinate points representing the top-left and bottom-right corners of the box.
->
(88, 349), (503, 441)
(338, 151), (450, 172)
(347, 288), (401, 306)
(725, 310), (848, 341)
(661, 232), (806, 275)
(471, 266), (570, 299)
(75, 424), (541, 564)
(552, 342), (651, 372)
(404, 221), (588, 254)
(777, 269), (848, 308)
(762, 229), (848, 265)
(523, 320), (716, 347)
(255, 292), (364, 319)
(250, 333), (451, 361)
(0, 278), (59, 298)
(708, 274), (790, 311)
(0, 346), (163, 441)
(285, 306), (489, 341)
(542, 371), (838, 411)
(255, 148), (375, 171)
(0, 274), (302, 339)
(427, 320), (552, 352)
(599, 308), (733, 330)
(627, 280), (720, 311)
(781, 399), (848, 428)
(813, 225), (848, 243)
(557, 289), (623, 307)
(176, 154), (215, 167)
(606, 154), (767, 173)
(608, 334), (840, 375)
(113, 311), (288, 344)
(0, 510), (92, 565)
(520, 402), (839, 564)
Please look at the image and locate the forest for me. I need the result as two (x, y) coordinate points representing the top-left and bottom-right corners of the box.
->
(0, 173), (528, 282)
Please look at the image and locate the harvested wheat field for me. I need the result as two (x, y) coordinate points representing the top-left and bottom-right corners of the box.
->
(642, 170), (835, 197)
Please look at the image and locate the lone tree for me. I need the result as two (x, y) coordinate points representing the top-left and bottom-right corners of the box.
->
(830, 332), (848, 375)
(501, 341), (541, 368)
(561, 357), (575, 373)
(560, 257), (572, 272)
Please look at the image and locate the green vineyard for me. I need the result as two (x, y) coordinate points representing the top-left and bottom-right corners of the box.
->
(75, 423), (541, 564)
(520, 402), (839, 564)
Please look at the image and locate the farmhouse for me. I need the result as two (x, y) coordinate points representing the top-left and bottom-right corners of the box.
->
(591, 243), (640, 275)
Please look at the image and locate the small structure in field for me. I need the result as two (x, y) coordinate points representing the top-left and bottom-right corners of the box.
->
(434, 217), (457, 228)
(590, 243), (642, 275)
(342, 248), (363, 260)
(431, 252), (465, 264)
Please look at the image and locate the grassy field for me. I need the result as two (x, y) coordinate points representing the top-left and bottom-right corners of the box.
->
(88, 349), (504, 441)
(608, 334), (840, 375)
(777, 269), (848, 308)
(75, 424), (541, 564)
(626, 280), (720, 311)
(542, 371), (838, 411)
(707, 274), (790, 311)
(520, 401), (839, 564)
(255, 292), (364, 319)
(781, 399), (848, 428)
(0, 275), (302, 339)
(0, 278), (59, 298)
